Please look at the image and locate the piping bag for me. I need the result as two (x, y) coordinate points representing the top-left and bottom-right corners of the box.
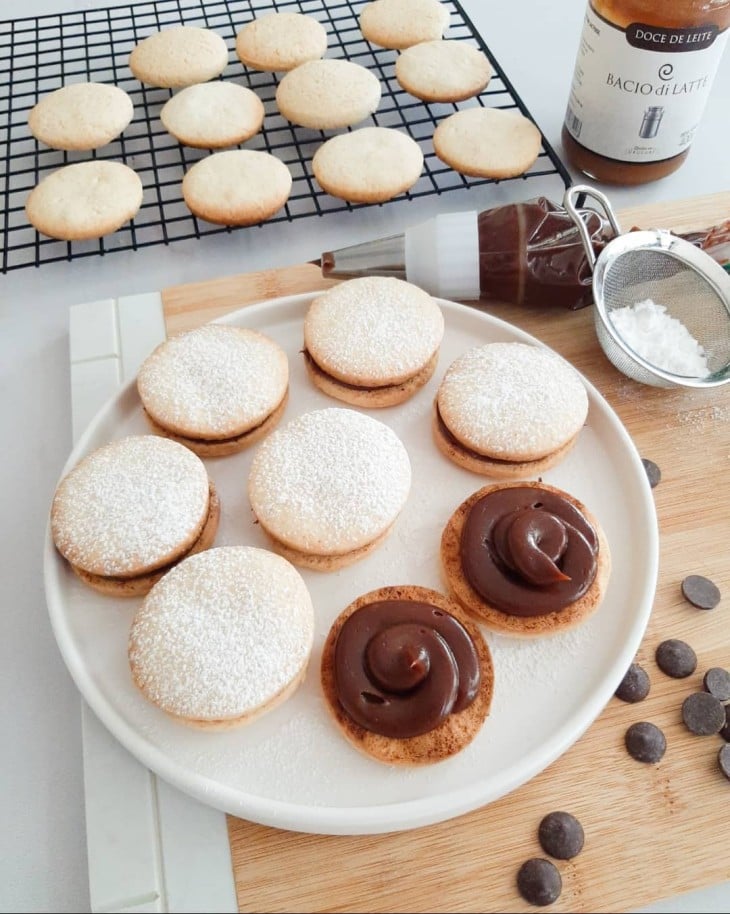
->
(318, 197), (612, 310)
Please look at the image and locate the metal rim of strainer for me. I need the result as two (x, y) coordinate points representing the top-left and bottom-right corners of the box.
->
(564, 184), (730, 390)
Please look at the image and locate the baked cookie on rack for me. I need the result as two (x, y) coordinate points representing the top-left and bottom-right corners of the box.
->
(303, 276), (444, 407)
(433, 342), (589, 478)
(28, 82), (134, 151)
(129, 546), (314, 729)
(160, 82), (265, 148)
(359, 0), (450, 49)
(320, 584), (494, 764)
(137, 323), (289, 457)
(247, 407), (411, 570)
(128, 26), (228, 88)
(275, 58), (381, 130)
(441, 481), (611, 637)
(235, 12), (328, 72)
(51, 435), (220, 597)
(395, 40), (492, 103)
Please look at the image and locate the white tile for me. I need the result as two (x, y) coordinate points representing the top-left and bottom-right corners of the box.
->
(71, 357), (120, 443)
(156, 780), (237, 914)
(117, 293), (167, 381)
(82, 706), (163, 914)
(70, 299), (119, 363)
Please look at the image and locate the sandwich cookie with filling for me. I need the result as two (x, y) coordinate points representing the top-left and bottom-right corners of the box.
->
(434, 342), (589, 478)
(129, 546), (314, 729)
(303, 276), (444, 407)
(137, 324), (289, 457)
(321, 585), (494, 764)
(248, 407), (411, 570)
(441, 481), (611, 636)
(51, 435), (220, 597)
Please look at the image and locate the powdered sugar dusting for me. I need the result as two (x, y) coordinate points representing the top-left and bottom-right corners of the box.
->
(137, 324), (288, 438)
(248, 407), (412, 553)
(129, 546), (314, 720)
(437, 342), (588, 460)
(304, 277), (444, 385)
(51, 435), (210, 575)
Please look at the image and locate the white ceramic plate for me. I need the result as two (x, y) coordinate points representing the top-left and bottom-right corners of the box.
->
(44, 293), (658, 835)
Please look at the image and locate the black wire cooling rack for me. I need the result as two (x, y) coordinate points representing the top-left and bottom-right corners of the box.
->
(0, 0), (572, 273)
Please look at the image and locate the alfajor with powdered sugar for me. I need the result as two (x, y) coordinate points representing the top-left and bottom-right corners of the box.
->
(247, 407), (411, 570)
(51, 435), (220, 596)
(128, 546), (314, 728)
(434, 342), (589, 478)
(303, 277), (444, 407)
(137, 324), (289, 457)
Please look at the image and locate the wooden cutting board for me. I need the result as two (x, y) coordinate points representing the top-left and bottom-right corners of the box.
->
(162, 192), (730, 914)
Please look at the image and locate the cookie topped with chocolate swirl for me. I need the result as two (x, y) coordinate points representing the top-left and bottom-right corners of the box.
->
(320, 585), (494, 765)
(441, 481), (611, 636)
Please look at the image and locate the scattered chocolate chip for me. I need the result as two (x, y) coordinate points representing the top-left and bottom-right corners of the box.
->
(681, 574), (721, 610)
(682, 692), (726, 736)
(615, 662), (651, 703)
(655, 639), (697, 679)
(720, 705), (730, 743)
(719, 744), (730, 781)
(538, 811), (584, 860)
(641, 457), (661, 488)
(516, 858), (562, 907)
(703, 667), (730, 702)
(625, 721), (666, 763)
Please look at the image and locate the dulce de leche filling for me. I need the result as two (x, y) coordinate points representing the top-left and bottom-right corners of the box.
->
(333, 599), (481, 739)
(461, 487), (598, 616)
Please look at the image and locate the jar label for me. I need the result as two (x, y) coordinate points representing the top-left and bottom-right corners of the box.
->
(564, 4), (728, 162)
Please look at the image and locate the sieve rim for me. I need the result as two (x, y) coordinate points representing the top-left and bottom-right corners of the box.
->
(592, 229), (730, 389)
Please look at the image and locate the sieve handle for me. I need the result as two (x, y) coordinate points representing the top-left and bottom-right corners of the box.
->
(563, 184), (622, 268)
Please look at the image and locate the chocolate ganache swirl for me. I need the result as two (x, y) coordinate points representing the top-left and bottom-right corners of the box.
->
(334, 600), (481, 738)
(461, 486), (598, 616)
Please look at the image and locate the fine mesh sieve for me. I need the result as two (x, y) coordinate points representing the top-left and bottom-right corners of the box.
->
(564, 185), (730, 389)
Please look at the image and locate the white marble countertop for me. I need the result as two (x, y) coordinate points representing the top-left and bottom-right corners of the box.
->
(2, 1), (729, 911)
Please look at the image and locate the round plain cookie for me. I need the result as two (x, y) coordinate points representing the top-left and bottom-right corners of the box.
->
(359, 0), (450, 49)
(275, 58), (381, 130)
(312, 127), (423, 204)
(247, 407), (412, 570)
(137, 324), (289, 457)
(25, 160), (143, 241)
(128, 26), (229, 88)
(434, 342), (589, 478)
(235, 12), (328, 72)
(181, 150), (292, 225)
(160, 81), (264, 148)
(441, 482), (611, 637)
(129, 546), (314, 728)
(433, 106), (542, 179)
(28, 82), (134, 151)
(303, 276), (444, 407)
(51, 435), (219, 596)
(395, 40), (492, 103)
(320, 585), (494, 765)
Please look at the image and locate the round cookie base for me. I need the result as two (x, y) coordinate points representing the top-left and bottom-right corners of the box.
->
(320, 585), (494, 765)
(70, 485), (221, 597)
(305, 351), (438, 408)
(137, 660), (309, 731)
(142, 390), (288, 458)
(256, 519), (396, 572)
(440, 482), (611, 637)
(432, 408), (580, 479)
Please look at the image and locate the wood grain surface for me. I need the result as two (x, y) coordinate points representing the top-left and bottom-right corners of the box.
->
(161, 192), (730, 913)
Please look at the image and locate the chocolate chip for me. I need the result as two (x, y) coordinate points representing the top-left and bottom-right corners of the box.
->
(719, 744), (730, 781)
(655, 639), (697, 678)
(625, 721), (666, 763)
(615, 662), (651, 702)
(703, 667), (730, 702)
(538, 811), (584, 860)
(641, 457), (661, 488)
(681, 574), (721, 610)
(516, 858), (562, 907)
(720, 705), (730, 742)
(681, 692), (726, 735)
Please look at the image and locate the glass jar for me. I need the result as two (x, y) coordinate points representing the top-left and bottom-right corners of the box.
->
(562, 1), (730, 184)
